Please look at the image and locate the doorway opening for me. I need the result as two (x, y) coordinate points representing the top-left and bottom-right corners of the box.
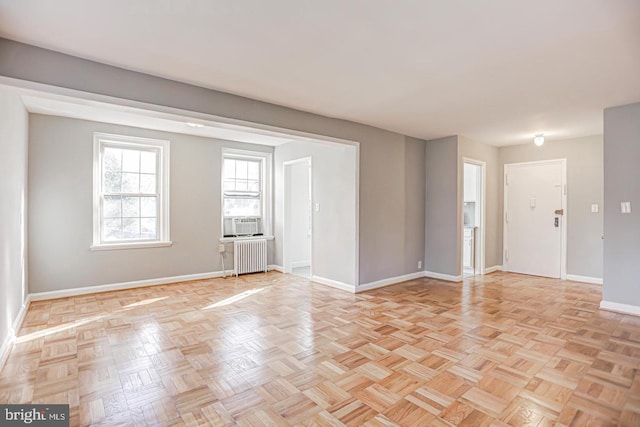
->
(283, 157), (312, 278)
(462, 159), (485, 277)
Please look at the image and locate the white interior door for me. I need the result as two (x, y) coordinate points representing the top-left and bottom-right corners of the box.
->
(504, 160), (566, 278)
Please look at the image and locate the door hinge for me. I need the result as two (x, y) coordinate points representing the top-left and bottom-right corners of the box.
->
(505, 211), (509, 224)
(564, 184), (567, 195)
(505, 249), (509, 261)
(505, 173), (509, 186)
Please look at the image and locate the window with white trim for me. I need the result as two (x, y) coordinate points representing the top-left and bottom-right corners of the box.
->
(93, 133), (170, 249)
(222, 149), (271, 237)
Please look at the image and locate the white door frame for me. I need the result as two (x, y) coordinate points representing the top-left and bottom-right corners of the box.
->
(283, 157), (313, 275)
(462, 158), (486, 275)
(503, 159), (567, 279)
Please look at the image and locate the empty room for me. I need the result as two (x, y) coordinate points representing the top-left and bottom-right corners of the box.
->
(0, 1), (639, 426)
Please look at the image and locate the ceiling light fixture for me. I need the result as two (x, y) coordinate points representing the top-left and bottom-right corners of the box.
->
(534, 134), (544, 146)
(186, 122), (204, 128)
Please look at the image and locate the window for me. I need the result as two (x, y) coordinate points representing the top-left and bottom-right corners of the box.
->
(222, 149), (271, 237)
(92, 133), (170, 249)
(224, 158), (261, 216)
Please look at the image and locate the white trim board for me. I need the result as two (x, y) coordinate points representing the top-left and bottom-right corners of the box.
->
(600, 300), (640, 317)
(424, 271), (463, 282)
(12, 296), (32, 336)
(485, 265), (503, 274)
(29, 270), (233, 301)
(0, 334), (12, 373)
(268, 265), (284, 273)
(357, 272), (425, 292)
(566, 274), (603, 285)
(0, 296), (32, 371)
(311, 275), (355, 293)
(291, 261), (311, 269)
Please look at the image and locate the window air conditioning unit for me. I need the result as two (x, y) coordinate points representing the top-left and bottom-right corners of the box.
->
(232, 218), (259, 236)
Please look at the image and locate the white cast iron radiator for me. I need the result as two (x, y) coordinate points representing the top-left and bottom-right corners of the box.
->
(233, 239), (268, 276)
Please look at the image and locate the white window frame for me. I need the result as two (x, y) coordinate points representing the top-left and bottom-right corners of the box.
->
(221, 148), (272, 237)
(92, 132), (171, 250)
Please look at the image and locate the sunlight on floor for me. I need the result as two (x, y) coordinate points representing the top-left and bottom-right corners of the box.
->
(202, 288), (264, 309)
(123, 296), (168, 308)
(15, 296), (168, 343)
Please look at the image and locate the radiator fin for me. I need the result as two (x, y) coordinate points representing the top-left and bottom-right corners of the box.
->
(233, 239), (268, 276)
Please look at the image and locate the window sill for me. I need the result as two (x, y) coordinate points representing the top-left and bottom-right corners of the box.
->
(90, 241), (173, 251)
(220, 235), (274, 243)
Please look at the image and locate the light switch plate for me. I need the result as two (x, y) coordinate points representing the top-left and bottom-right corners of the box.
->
(591, 204), (599, 213)
(621, 202), (631, 214)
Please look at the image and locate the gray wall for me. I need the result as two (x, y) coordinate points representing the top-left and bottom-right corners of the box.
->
(28, 114), (273, 293)
(499, 135), (604, 278)
(459, 137), (501, 271)
(274, 141), (357, 287)
(0, 38), (427, 286)
(603, 102), (640, 306)
(404, 137), (426, 275)
(0, 89), (28, 352)
(425, 136), (459, 276)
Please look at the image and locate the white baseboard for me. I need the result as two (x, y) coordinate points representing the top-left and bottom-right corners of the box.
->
(311, 275), (355, 293)
(12, 295), (31, 336)
(484, 265), (503, 274)
(600, 300), (640, 316)
(0, 295), (31, 371)
(268, 265), (284, 273)
(357, 271), (425, 292)
(424, 271), (463, 282)
(566, 274), (603, 285)
(0, 333), (12, 372)
(291, 261), (311, 269)
(29, 270), (230, 301)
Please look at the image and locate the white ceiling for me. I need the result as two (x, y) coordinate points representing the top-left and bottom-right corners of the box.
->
(1, 0), (639, 146)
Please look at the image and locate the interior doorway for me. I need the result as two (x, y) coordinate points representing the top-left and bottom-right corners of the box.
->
(503, 159), (567, 279)
(283, 157), (312, 277)
(462, 159), (485, 277)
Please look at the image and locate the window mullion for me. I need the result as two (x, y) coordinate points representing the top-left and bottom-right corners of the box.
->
(104, 192), (156, 197)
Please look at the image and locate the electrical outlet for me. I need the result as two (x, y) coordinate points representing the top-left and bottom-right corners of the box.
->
(418, 260), (422, 269)
(591, 204), (599, 213)
(218, 244), (225, 253)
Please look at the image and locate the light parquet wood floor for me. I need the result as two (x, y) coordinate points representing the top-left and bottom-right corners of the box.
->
(1, 272), (640, 426)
